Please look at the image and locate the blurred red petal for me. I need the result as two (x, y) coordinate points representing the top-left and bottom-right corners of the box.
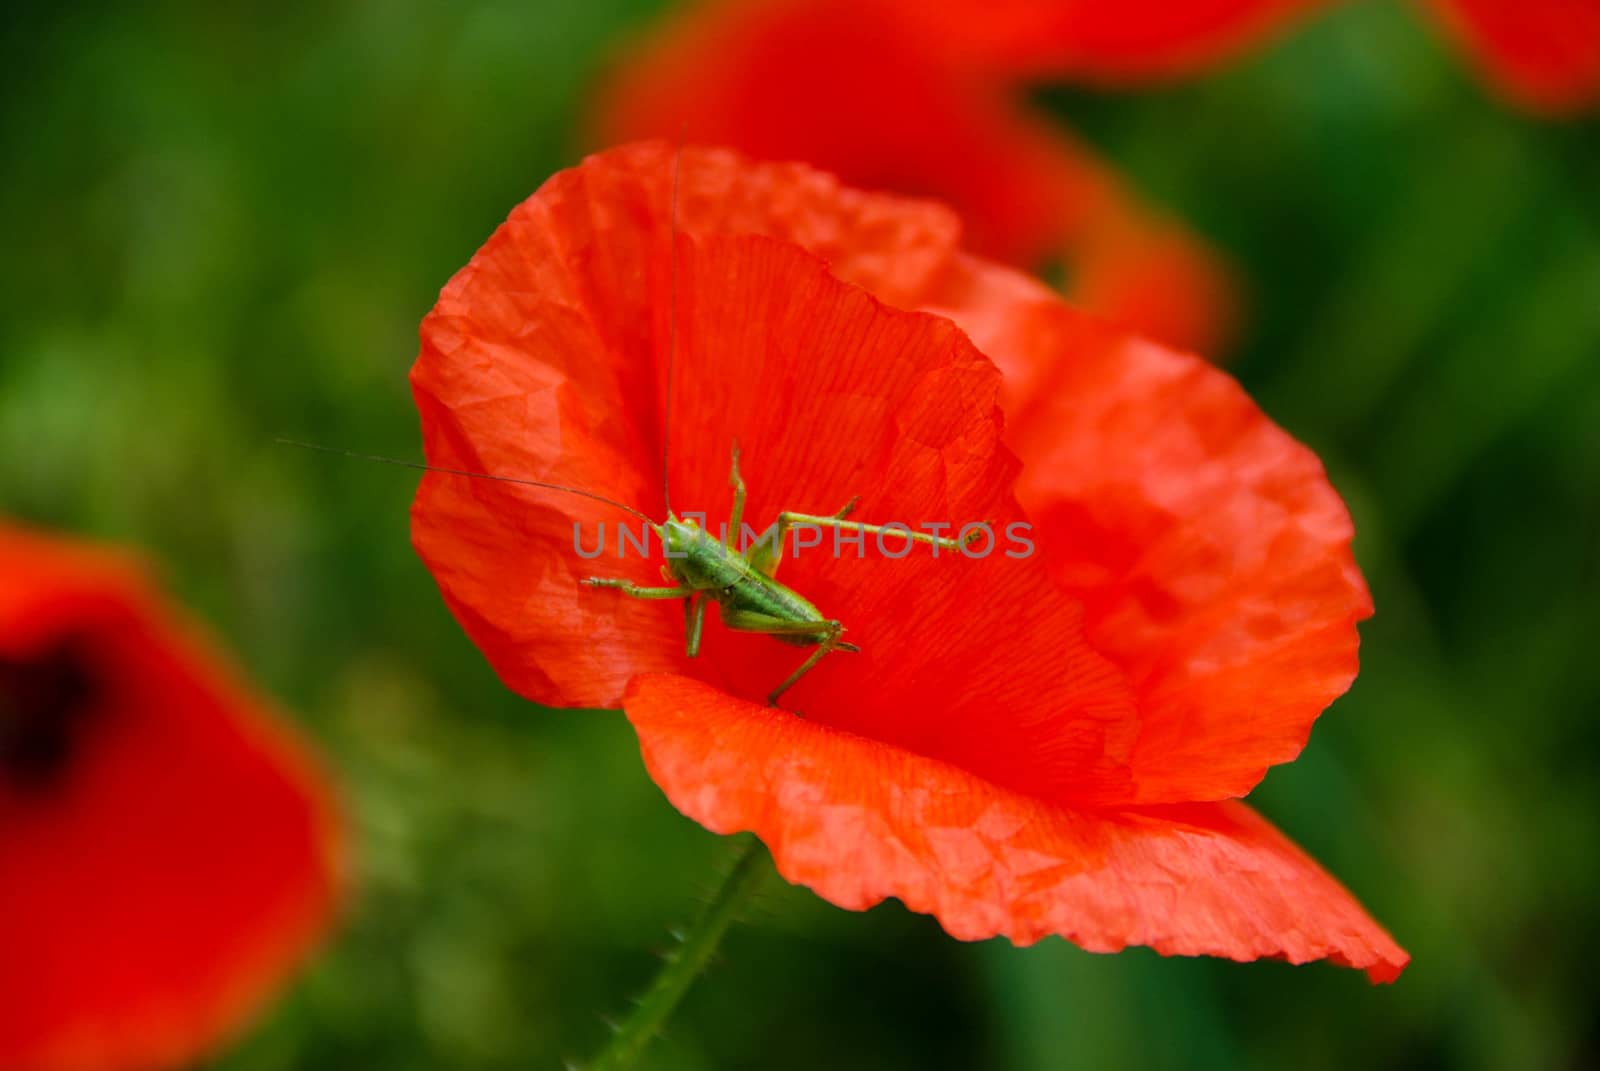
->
(626, 673), (1408, 982)
(1067, 208), (1239, 363)
(0, 525), (342, 1071)
(593, 0), (1087, 267)
(891, 0), (1599, 115)
(593, 0), (1235, 354)
(876, 0), (1329, 82)
(1427, 0), (1600, 113)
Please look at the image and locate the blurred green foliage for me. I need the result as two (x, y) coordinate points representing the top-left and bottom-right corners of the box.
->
(2, 1), (1597, 1069)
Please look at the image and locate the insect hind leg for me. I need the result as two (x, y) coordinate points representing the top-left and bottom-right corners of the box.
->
(718, 611), (855, 707)
(753, 496), (858, 577)
(766, 622), (850, 707)
(685, 594), (707, 658)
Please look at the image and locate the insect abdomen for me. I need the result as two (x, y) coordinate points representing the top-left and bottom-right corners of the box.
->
(666, 523), (830, 641)
(722, 570), (824, 627)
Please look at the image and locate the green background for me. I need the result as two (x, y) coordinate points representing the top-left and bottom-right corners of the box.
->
(3, 1), (1597, 1068)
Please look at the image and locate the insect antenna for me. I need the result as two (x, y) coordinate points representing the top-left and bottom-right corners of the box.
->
(660, 135), (685, 520)
(275, 438), (655, 523)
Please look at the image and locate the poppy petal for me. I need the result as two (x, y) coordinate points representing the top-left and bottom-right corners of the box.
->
(625, 673), (1408, 983)
(1427, 0), (1600, 114)
(414, 146), (1156, 801)
(937, 295), (1371, 804)
(415, 143), (1369, 807)
(662, 234), (1149, 805)
(592, 0), (1235, 353)
(410, 144), (972, 711)
(0, 525), (342, 1071)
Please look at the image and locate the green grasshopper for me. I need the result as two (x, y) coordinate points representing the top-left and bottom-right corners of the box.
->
(283, 147), (978, 706)
(574, 148), (974, 705)
(280, 437), (974, 707)
(582, 443), (970, 705)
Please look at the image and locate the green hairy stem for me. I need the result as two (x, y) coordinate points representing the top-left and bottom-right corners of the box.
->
(585, 837), (769, 1071)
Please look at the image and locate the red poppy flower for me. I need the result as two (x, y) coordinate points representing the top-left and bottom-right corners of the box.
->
(593, 0), (1236, 355)
(412, 142), (1407, 980)
(886, 0), (1600, 116)
(0, 523), (343, 1071)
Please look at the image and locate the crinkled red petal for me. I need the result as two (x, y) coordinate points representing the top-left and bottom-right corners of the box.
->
(625, 674), (1408, 982)
(1427, 0), (1600, 114)
(411, 143), (963, 708)
(414, 142), (1371, 806)
(414, 145), (1162, 802)
(928, 277), (1372, 802)
(592, 0), (1235, 353)
(0, 525), (342, 1071)
(662, 236), (1145, 804)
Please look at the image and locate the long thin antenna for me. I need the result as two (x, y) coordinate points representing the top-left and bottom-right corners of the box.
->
(660, 135), (685, 519)
(275, 438), (655, 523)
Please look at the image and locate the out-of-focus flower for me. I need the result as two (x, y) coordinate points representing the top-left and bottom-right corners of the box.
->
(885, 0), (1600, 116)
(1425, 0), (1600, 113)
(593, 0), (1236, 355)
(874, 0), (1325, 83)
(410, 142), (1407, 981)
(0, 523), (343, 1071)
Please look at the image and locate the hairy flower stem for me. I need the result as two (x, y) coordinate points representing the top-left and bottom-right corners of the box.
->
(586, 836), (769, 1071)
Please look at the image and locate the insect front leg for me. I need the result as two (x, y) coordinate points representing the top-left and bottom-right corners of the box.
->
(582, 578), (692, 599)
(720, 609), (854, 706)
(685, 594), (707, 658)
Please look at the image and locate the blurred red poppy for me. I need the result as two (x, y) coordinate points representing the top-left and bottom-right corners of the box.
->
(873, 0), (1325, 83)
(0, 523), (342, 1071)
(593, 0), (1236, 355)
(1426, 0), (1600, 113)
(889, 0), (1600, 115)
(411, 142), (1407, 981)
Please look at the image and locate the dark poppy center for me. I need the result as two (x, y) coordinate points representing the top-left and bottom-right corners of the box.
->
(0, 636), (101, 791)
